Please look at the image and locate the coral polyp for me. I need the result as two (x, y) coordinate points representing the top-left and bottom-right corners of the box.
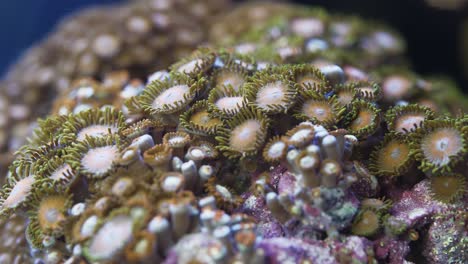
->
(429, 174), (466, 203)
(0, 2), (467, 263)
(351, 209), (381, 237)
(412, 119), (467, 173)
(385, 104), (435, 134)
(262, 136), (288, 163)
(369, 133), (414, 177)
(61, 107), (125, 143)
(67, 135), (123, 179)
(216, 107), (270, 159)
(0, 175), (36, 217)
(346, 100), (381, 138)
(137, 75), (201, 116)
(294, 91), (345, 128)
(83, 212), (136, 262)
(245, 72), (298, 114)
(27, 191), (72, 248)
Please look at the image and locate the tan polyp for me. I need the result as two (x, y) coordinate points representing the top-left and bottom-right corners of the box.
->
(297, 154), (320, 188)
(181, 160), (198, 191)
(286, 149), (301, 175)
(278, 193), (294, 213)
(147, 216), (173, 256)
(320, 160), (341, 188)
(130, 134), (155, 153)
(266, 192), (289, 223)
(169, 203), (190, 239)
(322, 135), (341, 161)
(161, 173), (185, 193)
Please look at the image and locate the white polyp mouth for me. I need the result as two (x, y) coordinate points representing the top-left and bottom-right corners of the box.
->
(168, 136), (186, 146)
(299, 156), (317, 170)
(87, 215), (134, 260)
(268, 141), (286, 159)
(50, 164), (73, 181)
(290, 18), (324, 38)
(80, 215), (99, 237)
(111, 178), (133, 195)
(126, 16), (150, 34)
(215, 185), (233, 200)
(230, 120), (262, 152)
(256, 82), (286, 109)
(93, 34), (120, 58)
(215, 97), (244, 112)
(219, 73), (244, 91)
(177, 59), (204, 74)
(152, 84), (190, 108)
(395, 115), (425, 133)
(383, 77), (410, 99)
(189, 148), (205, 159)
(390, 147), (401, 160)
(322, 162), (339, 175)
(3, 176), (35, 208)
(44, 206), (61, 224)
(163, 175), (183, 192)
(290, 129), (314, 143)
(422, 128), (463, 166)
(81, 146), (119, 176)
(303, 101), (331, 121)
(77, 125), (118, 141)
(379, 141), (410, 171)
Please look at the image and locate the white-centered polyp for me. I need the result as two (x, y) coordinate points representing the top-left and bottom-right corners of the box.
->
(81, 215), (98, 237)
(215, 185), (233, 200)
(230, 120), (261, 152)
(87, 215), (134, 260)
(256, 82), (286, 109)
(290, 18), (324, 38)
(2, 176), (34, 208)
(215, 97), (244, 112)
(111, 178), (133, 196)
(189, 148), (205, 159)
(50, 164), (73, 181)
(219, 73), (244, 91)
(395, 115), (425, 133)
(422, 128), (463, 166)
(168, 136), (185, 146)
(178, 59), (203, 74)
(152, 84), (190, 108)
(163, 176), (183, 192)
(299, 156), (317, 170)
(268, 141), (286, 159)
(77, 125), (118, 141)
(290, 129), (314, 143)
(322, 162), (338, 175)
(93, 34), (120, 58)
(81, 146), (119, 176)
(303, 101), (330, 121)
(383, 77), (410, 99)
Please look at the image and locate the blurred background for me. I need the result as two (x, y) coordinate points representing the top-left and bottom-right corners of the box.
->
(0, 0), (467, 92)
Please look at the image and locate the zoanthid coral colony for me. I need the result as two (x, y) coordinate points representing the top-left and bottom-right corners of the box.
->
(0, 2), (466, 264)
(0, 46), (465, 264)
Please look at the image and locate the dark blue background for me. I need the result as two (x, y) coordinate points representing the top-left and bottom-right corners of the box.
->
(0, 0), (466, 92)
(0, 0), (123, 76)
